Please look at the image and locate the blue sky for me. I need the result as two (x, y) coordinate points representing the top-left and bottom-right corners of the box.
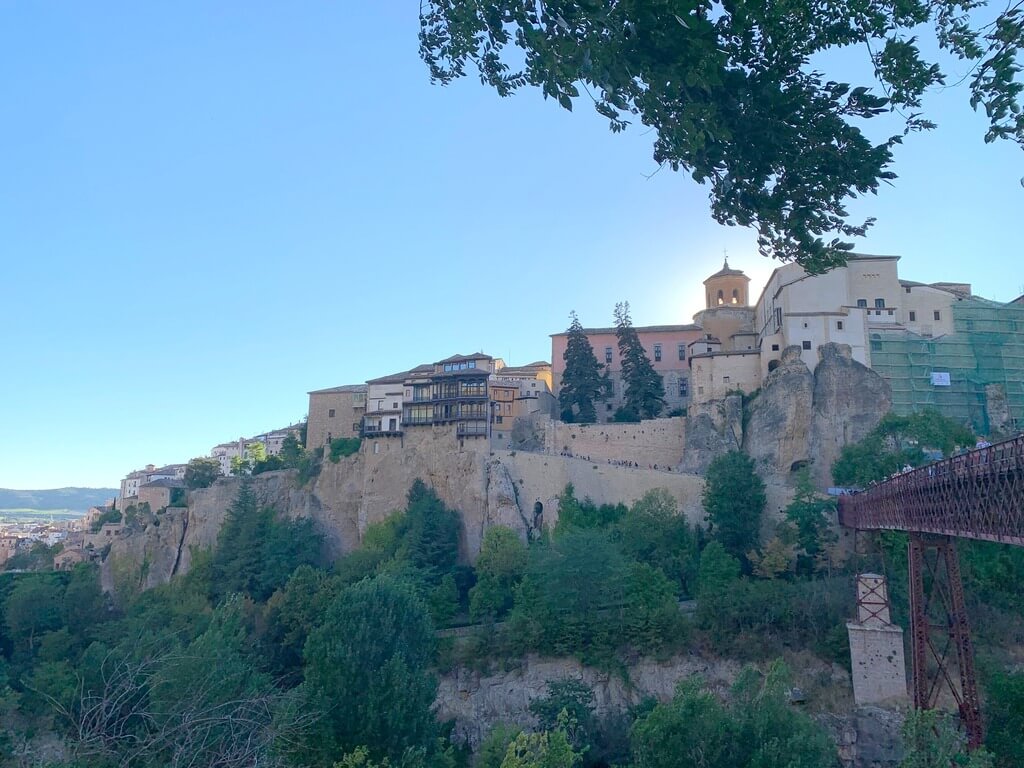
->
(1, 3), (1020, 489)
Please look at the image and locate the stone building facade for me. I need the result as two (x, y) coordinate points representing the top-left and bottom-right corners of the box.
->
(306, 384), (367, 449)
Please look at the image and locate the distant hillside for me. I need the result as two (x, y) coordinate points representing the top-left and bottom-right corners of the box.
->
(0, 487), (119, 513)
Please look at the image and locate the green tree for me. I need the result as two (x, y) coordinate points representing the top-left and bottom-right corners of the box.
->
(401, 479), (461, 583)
(702, 451), (766, 565)
(280, 433), (305, 467)
(784, 468), (838, 576)
(211, 482), (324, 602)
(832, 409), (976, 486)
(501, 730), (581, 768)
(262, 565), (340, 682)
(302, 575), (439, 765)
(478, 725), (524, 768)
(559, 312), (609, 424)
(986, 671), (1024, 768)
(555, 484), (626, 534)
(419, 2), (1024, 270)
(184, 457), (221, 490)
(61, 562), (106, 641)
(3, 575), (64, 653)
(899, 709), (994, 768)
(529, 679), (597, 754)
(695, 541), (741, 629)
(613, 302), (665, 421)
(631, 663), (839, 768)
(508, 529), (627, 661)
(470, 526), (528, 620)
(615, 489), (699, 595)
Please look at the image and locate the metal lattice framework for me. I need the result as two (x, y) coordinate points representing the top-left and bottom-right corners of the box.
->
(838, 433), (1024, 750)
(838, 434), (1024, 545)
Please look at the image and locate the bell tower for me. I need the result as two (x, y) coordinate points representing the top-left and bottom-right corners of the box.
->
(703, 258), (750, 308)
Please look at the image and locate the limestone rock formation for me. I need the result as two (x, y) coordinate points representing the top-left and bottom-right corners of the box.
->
(435, 654), (742, 750)
(435, 652), (900, 767)
(743, 346), (815, 475)
(680, 394), (744, 473)
(809, 343), (892, 487)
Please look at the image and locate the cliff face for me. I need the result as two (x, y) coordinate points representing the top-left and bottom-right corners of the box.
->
(106, 441), (773, 590)
(809, 343), (893, 487)
(103, 343), (882, 590)
(744, 346), (816, 475)
(434, 654), (901, 768)
(684, 343), (890, 486)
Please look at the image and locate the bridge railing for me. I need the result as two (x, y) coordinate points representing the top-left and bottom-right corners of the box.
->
(838, 434), (1024, 546)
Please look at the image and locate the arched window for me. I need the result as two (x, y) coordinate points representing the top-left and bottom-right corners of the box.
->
(717, 289), (724, 305)
(731, 288), (739, 304)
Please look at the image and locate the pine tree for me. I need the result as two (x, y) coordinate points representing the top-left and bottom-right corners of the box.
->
(613, 302), (665, 421)
(558, 312), (609, 424)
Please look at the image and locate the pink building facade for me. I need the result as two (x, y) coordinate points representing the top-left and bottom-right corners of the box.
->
(550, 324), (703, 422)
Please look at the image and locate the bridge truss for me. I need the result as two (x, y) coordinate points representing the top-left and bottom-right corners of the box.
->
(839, 433), (1024, 749)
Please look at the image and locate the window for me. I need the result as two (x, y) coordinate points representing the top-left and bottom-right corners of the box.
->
(857, 299), (867, 308)
(802, 340), (812, 350)
(698, 386), (704, 395)
(887, 309), (894, 316)
(803, 322), (808, 328)
(392, 401), (398, 409)
(909, 311), (917, 321)
(706, 346), (713, 353)
(934, 310), (941, 321)
(717, 289), (724, 304)
(874, 298), (885, 308)
(774, 307), (783, 328)
(771, 343), (780, 351)
(604, 346), (613, 364)
(607, 403), (613, 411)
(723, 376), (730, 384)
(496, 416), (503, 424)
(905, 286), (912, 293)
(654, 344), (662, 362)
(679, 379), (689, 397)
(837, 321), (844, 330)
(468, 360), (476, 368)
(731, 288), (739, 304)
(678, 343), (686, 361)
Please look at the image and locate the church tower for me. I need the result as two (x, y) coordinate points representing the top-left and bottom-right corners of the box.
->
(703, 259), (751, 308)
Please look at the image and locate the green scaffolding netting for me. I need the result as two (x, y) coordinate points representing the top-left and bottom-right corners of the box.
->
(869, 299), (1024, 434)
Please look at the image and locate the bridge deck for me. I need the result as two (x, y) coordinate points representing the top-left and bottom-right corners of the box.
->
(838, 434), (1024, 547)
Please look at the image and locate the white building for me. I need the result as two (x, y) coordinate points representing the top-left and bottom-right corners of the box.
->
(754, 254), (965, 377)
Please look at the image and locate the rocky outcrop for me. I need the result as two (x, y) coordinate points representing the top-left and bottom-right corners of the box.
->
(435, 654), (743, 750)
(680, 394), (743, 473)
(822, 706), (904, 768)
(435, 653), (901, 768)
(744, 346), (815, 475)
(809, 343), (892, 487)
(738, 343), (890, 485)
(985, 383), (1011, 436)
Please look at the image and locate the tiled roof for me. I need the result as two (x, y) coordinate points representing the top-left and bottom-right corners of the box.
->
(551, 324), (701, 336)
(140, 478), (186, 489)
(705, 259), (748, 279)
(435, 352), (493, 364)
(308, 383), (368, 395)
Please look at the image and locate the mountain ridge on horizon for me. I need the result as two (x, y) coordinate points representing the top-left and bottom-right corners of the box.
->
(0, 487), (119, 512)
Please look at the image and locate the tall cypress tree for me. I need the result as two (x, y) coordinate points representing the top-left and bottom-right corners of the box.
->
(559, 312), (609, 423)
(614, 302), (665, 421)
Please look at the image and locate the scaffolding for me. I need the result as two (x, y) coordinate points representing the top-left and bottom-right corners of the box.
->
(869, 299), (1024, 435)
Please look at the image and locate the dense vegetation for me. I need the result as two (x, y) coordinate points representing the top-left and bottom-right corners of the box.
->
(1, 457), (1021, 766)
